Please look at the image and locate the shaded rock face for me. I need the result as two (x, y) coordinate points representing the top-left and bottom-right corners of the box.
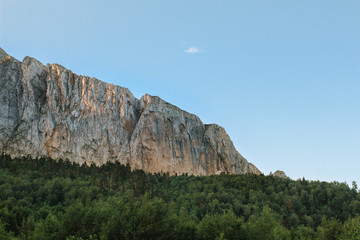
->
(0, 48), (260, 175)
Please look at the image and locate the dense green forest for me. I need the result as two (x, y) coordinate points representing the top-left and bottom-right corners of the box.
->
(1, 153), (360, 240)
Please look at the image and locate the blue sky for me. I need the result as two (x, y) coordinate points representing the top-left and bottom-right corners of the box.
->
(1, 0), (359, 185)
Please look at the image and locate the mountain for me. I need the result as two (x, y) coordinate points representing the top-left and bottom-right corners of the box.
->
(0, 48), (260, 175)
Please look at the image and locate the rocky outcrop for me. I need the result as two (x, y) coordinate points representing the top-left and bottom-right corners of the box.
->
(0, 48), (260, 175)
(271, 170), (288, 179)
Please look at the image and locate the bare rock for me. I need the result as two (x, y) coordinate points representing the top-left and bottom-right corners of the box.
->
(130, 95), (260, 175)
(0, 48), (260, 175)
(271, 170), (288, 179)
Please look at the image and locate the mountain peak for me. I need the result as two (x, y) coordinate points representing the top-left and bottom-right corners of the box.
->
(0, 48), (260, 176)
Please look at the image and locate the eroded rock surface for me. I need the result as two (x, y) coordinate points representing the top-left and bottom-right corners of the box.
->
(271, 170), (288, 179)
(0, 48), (260, 175)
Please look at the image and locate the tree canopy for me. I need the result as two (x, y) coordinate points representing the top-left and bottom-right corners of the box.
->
(0, 153), (359, 240)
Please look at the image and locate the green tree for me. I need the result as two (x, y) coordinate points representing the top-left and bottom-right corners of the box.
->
(340, 217), (360, 240)
(197, 213), (245, 240)
(30, 214), (61, 240)
(246, 206), (290, 240)
(316, 216), (342, 240)
(107, 194), (169, 240)
(0, 219), (10, 240)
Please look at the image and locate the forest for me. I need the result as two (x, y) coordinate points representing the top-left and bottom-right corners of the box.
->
(1, 153), (360, 240)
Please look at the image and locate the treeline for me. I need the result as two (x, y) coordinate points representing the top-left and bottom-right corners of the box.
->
(0, 153), (360, 240)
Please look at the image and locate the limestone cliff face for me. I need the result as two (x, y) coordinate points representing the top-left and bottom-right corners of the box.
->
(0, 48), (261, 175)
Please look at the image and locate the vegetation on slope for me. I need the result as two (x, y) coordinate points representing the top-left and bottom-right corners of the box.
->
(0, 153), (360, 240)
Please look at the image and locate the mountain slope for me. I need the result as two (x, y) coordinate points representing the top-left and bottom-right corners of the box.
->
(0, 48), (260, 175)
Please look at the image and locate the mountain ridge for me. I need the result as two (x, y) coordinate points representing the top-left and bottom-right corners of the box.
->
(0, 47), (261, 176)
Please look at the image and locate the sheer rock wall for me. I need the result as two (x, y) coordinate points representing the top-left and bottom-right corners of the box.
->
(0, 48), (261, 175)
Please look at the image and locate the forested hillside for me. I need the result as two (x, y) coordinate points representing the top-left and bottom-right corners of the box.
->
(1, 153), (360, 240)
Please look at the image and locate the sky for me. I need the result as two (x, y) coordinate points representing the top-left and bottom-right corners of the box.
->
(0, 0), (359, 185)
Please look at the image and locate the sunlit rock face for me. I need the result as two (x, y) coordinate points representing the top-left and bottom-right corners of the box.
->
(0, 48), (261, 175)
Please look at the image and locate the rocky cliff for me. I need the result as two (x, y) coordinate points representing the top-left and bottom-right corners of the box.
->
(0, 48), (261, 175)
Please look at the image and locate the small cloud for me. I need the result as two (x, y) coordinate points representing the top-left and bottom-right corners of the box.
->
(184, 47), (200, 53)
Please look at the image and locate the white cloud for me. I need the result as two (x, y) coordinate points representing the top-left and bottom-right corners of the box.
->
(184, 47), (200, 53)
